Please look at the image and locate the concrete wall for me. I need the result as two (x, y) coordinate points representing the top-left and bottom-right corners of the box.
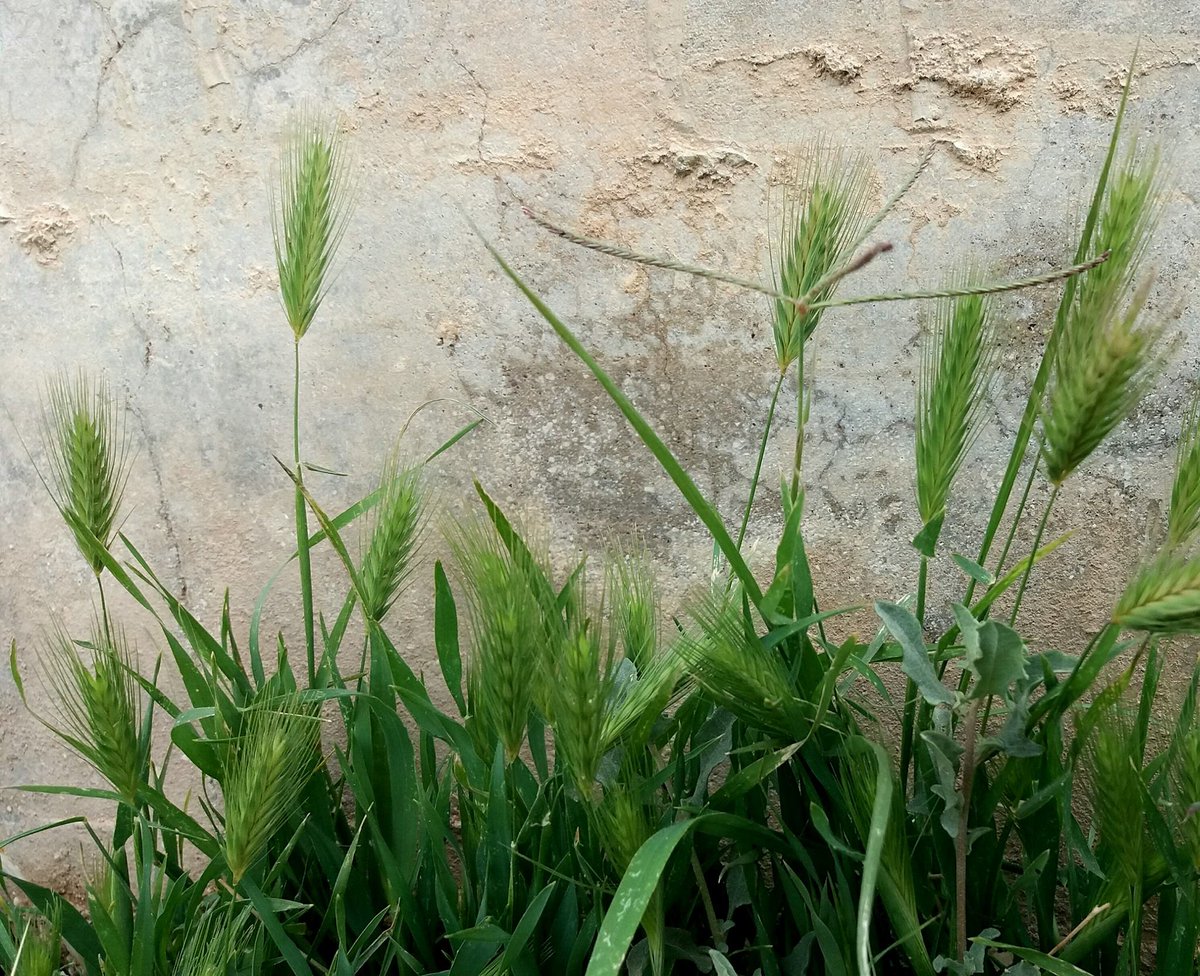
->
(2, 0), (1197, 895)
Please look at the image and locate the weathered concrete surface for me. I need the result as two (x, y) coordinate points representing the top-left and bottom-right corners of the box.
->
(1, 0), (1198, 894)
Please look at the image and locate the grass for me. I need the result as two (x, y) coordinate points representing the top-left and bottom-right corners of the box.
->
(3, 54), (1199, 976)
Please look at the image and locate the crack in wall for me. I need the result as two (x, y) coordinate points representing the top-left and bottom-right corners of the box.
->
(451, 49), (489, 164)
(106, 232), (189, 602)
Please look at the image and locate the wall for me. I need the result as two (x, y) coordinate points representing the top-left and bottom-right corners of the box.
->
(1, 0), (1198, 896)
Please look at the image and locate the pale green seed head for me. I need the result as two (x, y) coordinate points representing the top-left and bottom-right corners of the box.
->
(273, 111), (353, 341)
(40, 371), (133, 575)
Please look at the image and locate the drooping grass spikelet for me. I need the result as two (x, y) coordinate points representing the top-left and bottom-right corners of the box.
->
(600, 645), (684, 752)
(770, 142), (871, 372)
(11, 905), (61, 976)
(1167, 390), (1200, 549)
(223, 695), (321, 884)
(359, 455), (426, 624)
(451, 522), (547, 763)
(915, 280), (996, 528)
(273, 110), (353, 341)
(40, 617), (142, 804)
(40, 371), (132, 575)
(678, 588), (810, 738)
(1113, 552), (1200, 635)
(1041, 142), (1169, 486)
(1041, 274), (1168, 486)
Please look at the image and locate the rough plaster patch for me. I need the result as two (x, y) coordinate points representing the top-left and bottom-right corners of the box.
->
(907, 32), (1038, 111)
(15, 204), (78, 266)
(803, 44), (864, 83)
(636, 146), (756, 185)
(943, 138), (1006, 172)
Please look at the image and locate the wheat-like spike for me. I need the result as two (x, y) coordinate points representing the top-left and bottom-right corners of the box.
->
(174, 904), (253, 976)
(677, 588), (811, 738)
(916, 274), (997, 527)
(1042, 275), (1170, 485)
(40, 618), (142, 804)
(1167, 389), (1200, 549)
(40, 371), (133, 575)
(554, 627), (608, 800)
(223, 695), (321, 884)
(359, 455), (426, 624)
(1087, 714), (1146, 893)
(606, 549), (659, 675)
(1113, 552), (1200, 635)
(11, 904), (61, 976)
(600, 645), (686, 752)
(451, 520), (547, 763)
(272, 109), (354, 341)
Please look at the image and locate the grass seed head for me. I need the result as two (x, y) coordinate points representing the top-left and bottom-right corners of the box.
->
(1167, 390), (1200, 550)
(452, 522), (547, 763)
(770, 142), (871, 372)
(916, 279), (996, 528)
(1041, 141), (1168, 487)
(273, 110), (353, 342)
(40, 371), (133, 575)
(1088, 716), (1146, 893)
(1113, 552), (1200, 635)
(678, 588), (808, 738)
(11, 905), (61, 976)
(360, 456), (426, 624)
(223, 695), (321, 884)
(40, 617), (142, 804)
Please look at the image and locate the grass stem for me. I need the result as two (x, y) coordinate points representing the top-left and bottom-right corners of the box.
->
(293, 340), (316, 683)
(1010, 482), (1060, 626)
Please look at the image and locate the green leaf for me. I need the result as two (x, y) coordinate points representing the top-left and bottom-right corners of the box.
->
(856, 740), (893, 976)
(970, 936), (1095, 976)
(922, 730), (963, 839)
(500, 883), (557, 970)
(951, 555), (993, 585)
(435, 561), (467, 715)
(951, 604), (1027, 699)
(912, 513), (945, 558)
(479, 234), (763, 607)
(584, 819), (694, 976)
(876, 601), (953, 705)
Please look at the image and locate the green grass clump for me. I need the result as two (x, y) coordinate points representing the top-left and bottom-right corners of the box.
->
(6, 56), (1200, 976)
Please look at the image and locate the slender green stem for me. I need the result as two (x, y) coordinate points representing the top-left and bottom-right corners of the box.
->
(735, 372), (786, 551)
(294, 340), (316, 684)
(691, 850), (724, 951)
(900, 557), (930, 791)
(790, 353), (806, 504)
(1010, 482), (1061, 626)
(956, 697), (983, 962)
(97, 574), (113, 646)
(969, 456), (1040, 608)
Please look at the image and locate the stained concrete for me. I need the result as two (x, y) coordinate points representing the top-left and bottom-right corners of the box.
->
(1, 0), (1198, 895)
